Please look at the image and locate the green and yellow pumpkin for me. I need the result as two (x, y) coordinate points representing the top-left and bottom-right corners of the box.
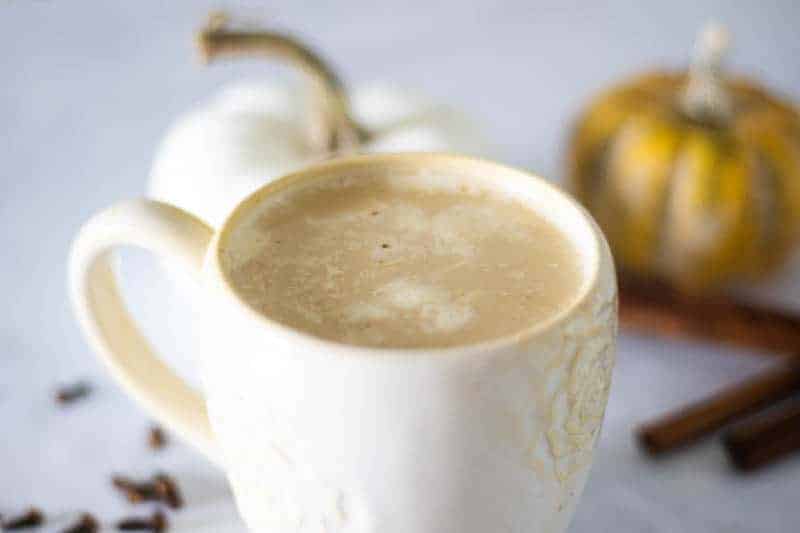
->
(569, 25), (800, 292)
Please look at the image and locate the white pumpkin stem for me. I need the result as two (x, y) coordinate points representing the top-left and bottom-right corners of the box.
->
(197, 12), (370, 152)
(680, 23), (733, 125)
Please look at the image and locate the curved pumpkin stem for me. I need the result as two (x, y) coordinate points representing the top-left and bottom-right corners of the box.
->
(197, 12), (370, 152)
(680, 23), (733, 125)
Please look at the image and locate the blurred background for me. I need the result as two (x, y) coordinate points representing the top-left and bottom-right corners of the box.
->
(2, 1), (800, 531)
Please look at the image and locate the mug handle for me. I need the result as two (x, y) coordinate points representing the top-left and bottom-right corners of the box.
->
(69, 199), (221, 465)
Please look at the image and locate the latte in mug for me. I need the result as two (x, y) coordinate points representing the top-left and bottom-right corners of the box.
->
(221, 172), (583, 349)
(70, 153), (616, 533)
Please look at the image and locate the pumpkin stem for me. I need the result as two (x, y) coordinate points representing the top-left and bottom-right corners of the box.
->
(196, 12), (370, 152)
(680, 23), (733, 125)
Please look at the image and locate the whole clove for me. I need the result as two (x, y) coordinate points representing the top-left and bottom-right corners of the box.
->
(112, 473), (182, 509)
(55, 381), (92, 406)
(3, 507), (44, 530)
(117, 510), (167, 532)
(148, 426), (167, 450)
(62, 513), (99, 533)
(112, 475), (159, 504)
(154, 474), (183, 509)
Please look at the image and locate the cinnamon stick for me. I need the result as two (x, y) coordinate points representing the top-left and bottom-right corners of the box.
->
(637, 363), (800, 456)
(619, 276), (800, 356)
(724, 399), (800, 471)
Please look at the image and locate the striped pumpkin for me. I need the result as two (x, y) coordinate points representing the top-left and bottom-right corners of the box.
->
(569, 26), (800, 292)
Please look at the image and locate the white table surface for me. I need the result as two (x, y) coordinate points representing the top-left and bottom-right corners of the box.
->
(2, 1), (800, 531)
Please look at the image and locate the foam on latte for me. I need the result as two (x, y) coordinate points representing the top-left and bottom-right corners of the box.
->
(221, 173), (583, 349)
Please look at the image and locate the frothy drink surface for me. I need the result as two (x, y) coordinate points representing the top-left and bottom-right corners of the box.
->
(222, 175), (583, 349)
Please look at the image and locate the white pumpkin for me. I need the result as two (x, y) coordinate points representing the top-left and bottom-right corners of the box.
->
(148, 14), (491, 227)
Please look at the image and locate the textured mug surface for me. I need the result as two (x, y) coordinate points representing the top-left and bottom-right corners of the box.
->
(69, 153), (617, 533)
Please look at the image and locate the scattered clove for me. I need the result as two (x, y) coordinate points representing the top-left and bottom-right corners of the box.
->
(148, 426), (167, 450)
(112, 475), (159, 504)
(112, 473), (182, 509)
(3, 507), (44, 530)
(62, 513), (99, 533)
(117, 510), (167, 532)
(55, 381), (92, 406)
(154, 473), (183, 509)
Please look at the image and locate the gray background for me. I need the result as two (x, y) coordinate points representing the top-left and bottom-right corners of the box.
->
(2, 1), (800, 531)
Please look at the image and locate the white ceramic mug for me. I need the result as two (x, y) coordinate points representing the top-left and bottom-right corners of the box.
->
(69, 153), (617, 533)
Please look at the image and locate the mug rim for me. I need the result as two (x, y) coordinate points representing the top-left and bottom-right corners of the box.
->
(206, 152), (607, 359)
